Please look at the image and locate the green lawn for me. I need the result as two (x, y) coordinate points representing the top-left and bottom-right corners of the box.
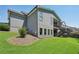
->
(0, 32), (79, 54)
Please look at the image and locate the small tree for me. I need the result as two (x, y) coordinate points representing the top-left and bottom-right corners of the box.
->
(18, 27), (27, 38)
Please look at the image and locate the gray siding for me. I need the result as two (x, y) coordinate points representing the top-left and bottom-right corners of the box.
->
(27, 10), (38, 35)
(38, 11), (54, 38)
(9, 12), (26, 32)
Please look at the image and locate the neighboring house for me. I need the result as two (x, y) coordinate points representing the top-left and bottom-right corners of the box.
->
(8, 6), (62, 38)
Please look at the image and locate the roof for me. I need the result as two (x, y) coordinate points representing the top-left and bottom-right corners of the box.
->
(28, 5), (61, 21)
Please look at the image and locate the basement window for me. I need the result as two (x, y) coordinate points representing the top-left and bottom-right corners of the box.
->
(44, 29), (46, 35)
(48, 29), (50, 35)
(40, 28), (43, 35)
(51, 30), (52, 35)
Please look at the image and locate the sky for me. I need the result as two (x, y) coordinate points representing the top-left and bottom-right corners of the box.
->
(0, 5), (79, 28)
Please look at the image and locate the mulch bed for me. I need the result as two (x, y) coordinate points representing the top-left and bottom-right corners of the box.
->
(7, 35), (39, 46)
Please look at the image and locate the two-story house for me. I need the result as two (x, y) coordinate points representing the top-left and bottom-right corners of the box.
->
(8, 6), (61, 38)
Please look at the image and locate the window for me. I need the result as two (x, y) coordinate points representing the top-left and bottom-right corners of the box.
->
(44, 29), (46, 35)
(48, 29), (50, 35)
(51, 30), (52, 35)
(50, 17), (53, 25)
(40, 28), (43, 35)
(39, 12), (43, 21)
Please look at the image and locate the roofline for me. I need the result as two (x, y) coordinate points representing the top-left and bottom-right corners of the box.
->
(8, 9), (26, 16)
(27, 6), (38, 16)
(8, 6), (61, 21)
(38, 7), (61, 21)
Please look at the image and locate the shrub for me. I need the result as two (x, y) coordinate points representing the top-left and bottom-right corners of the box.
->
(71, 32), (79, 38)
(18, 27), (27, 38)
(0, 24), (9, 31)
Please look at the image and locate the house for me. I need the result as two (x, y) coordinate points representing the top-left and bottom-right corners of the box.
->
(8, 6), (62, 38)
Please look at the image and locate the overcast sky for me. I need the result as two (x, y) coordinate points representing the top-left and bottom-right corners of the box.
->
(0, 5), (79, 28)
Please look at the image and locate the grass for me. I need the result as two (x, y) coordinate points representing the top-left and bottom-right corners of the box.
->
(0, 32), (79, 54)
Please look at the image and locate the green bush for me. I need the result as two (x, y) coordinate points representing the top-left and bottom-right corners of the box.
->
(0, 24), (9, 31)
(18, 27), (27, 38)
